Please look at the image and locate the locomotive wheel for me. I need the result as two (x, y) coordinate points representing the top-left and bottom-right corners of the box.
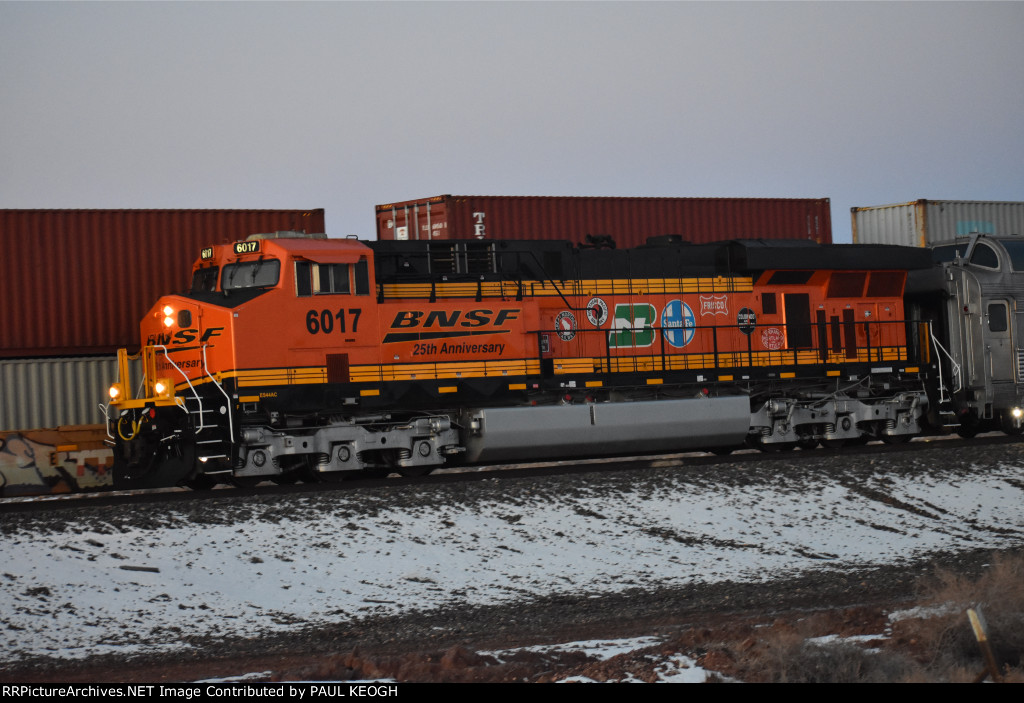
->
(299, 464), (322, 483)
(710, 447), (734, 456)
(757, 440), (796, 453)
(882, 433), (911, 445)
(796, 437), (819, 451)
(184, 473), (218, 490)
(397, 466), (435, 478)
(956, 422), (979, 439)
(320, 469), (363, 482)
(271, 455), (312, 484)
(231, 476), (262, 488)
(271, 471), (299, 485)
(819, 437), (846, 450)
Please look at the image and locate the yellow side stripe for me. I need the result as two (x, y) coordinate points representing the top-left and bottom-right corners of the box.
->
(380, 276), (754, 299)
(186, 345), (913, 393)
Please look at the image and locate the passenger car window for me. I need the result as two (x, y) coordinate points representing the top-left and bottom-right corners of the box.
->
(989, 303), (1008, 332)
(1000, 240), (1024, 271)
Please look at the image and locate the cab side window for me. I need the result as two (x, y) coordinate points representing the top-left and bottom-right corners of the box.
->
(190, 267), (219, 293)
(297, 262), (349, 295)
(297, 259), (371, 296)
(354, 260), (369, 295)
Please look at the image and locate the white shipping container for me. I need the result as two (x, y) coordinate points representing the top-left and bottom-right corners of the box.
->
(0, 356), (130, 431)
(852, 200), (1024, 247)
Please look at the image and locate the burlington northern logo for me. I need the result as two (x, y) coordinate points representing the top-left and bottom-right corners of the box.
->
(383, 309), (520, 344)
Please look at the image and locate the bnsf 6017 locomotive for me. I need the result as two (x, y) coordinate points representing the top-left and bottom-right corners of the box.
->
(104, 231), (1017, 489)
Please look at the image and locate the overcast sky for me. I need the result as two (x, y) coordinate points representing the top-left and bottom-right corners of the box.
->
(2, 1), (1021, 242)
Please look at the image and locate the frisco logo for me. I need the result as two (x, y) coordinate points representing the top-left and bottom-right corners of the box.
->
(699, 295), (728, 316)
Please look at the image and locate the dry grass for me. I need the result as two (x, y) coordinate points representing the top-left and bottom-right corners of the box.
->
(741, 613), (918, 683)
(737, 553), (1024, 683)
(894, 552), (1024, 681)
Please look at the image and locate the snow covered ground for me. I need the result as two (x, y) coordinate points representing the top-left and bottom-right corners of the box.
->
(2, 446), (1024, 670)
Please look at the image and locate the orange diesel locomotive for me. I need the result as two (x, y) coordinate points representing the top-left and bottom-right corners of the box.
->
(106, 234), (933, 488)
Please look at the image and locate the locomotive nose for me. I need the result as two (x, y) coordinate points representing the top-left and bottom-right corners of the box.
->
(141, 297), (203, 347)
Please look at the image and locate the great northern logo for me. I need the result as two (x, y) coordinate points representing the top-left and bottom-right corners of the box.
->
(383, 308), (520, 344)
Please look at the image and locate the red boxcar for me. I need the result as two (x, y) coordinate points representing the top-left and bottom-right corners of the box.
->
(1, 209), (325, 358)
(376, 195), (832, 246)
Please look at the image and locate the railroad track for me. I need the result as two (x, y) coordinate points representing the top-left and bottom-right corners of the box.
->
(3, 432), (1018, 515)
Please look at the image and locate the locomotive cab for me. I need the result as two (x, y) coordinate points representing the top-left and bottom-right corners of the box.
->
(107, 232), (389, 488)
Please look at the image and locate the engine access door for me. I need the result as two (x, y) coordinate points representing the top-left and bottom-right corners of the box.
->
(985, 299), (1014, 383)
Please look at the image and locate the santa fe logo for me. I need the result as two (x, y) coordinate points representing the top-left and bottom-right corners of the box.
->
(608, 303), (657, 348)
(661, 300), (696, 348)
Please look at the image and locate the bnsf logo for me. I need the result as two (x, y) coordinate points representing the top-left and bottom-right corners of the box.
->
(383, 309), (520, 344)
(390, 309), (520, 329)
(147, 328), (224, 346)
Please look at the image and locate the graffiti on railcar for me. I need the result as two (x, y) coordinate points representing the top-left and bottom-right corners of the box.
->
(0, 428), (114, 496)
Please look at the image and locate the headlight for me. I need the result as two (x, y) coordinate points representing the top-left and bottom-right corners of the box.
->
(163, 316), (175, 328)
(154, 378), (173, 399)
(1013, 407), (1022, 419)
(108, 384), (123, 400)
(163, 305), (174, 317)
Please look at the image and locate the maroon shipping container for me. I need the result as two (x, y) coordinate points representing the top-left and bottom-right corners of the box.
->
(1, 209), (325, 358)
(376, 195), (832, 246)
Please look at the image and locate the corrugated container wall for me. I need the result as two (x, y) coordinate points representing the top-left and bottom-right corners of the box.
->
(0, 356), (133, 430)
(0, 209), (325, 358)
(851, 200), (1024, 247)
(376, 196), (832, 246)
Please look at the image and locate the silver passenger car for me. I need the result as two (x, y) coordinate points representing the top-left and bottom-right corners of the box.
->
(929, 235), (1024, 435)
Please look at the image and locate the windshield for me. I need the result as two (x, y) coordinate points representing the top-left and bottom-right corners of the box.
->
(190, 267), (219, 293)
(221, 259), (280, 290)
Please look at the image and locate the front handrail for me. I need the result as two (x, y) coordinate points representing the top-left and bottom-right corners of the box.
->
(202, 344), (233, 444)
(928, 323), (962, 395)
